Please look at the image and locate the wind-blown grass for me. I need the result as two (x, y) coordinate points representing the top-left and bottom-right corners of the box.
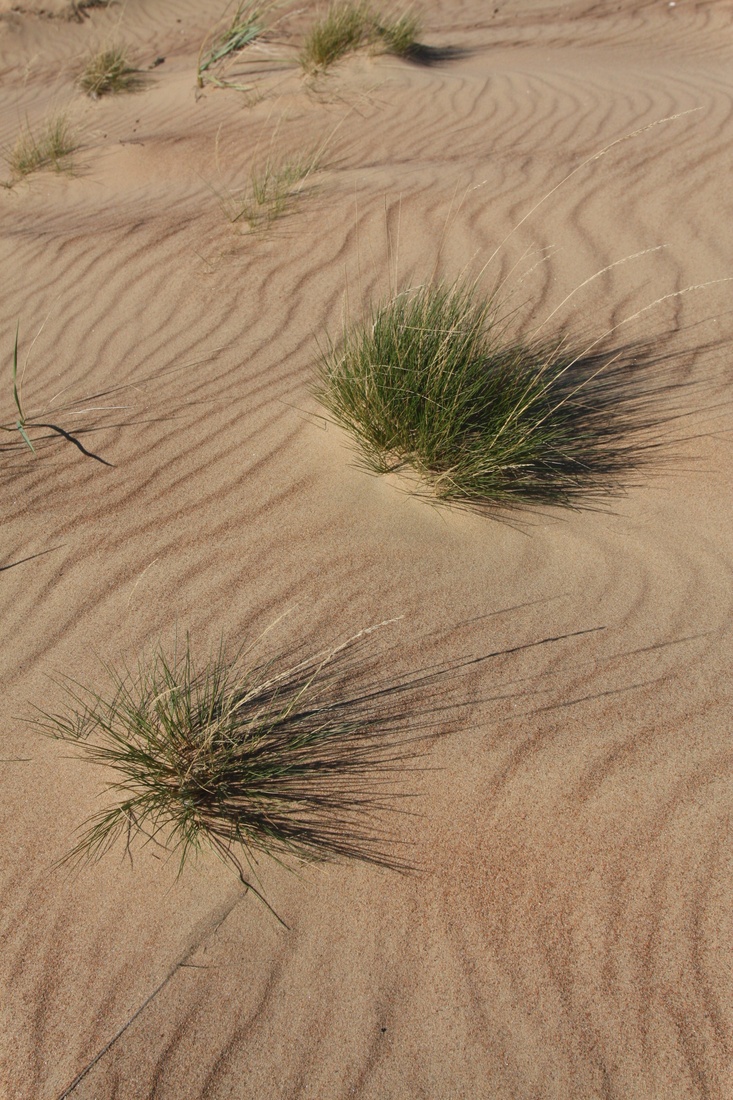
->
(36, 630), (432, 911)
(315, 277), (683, 510)
(4, 114), (77, 182)
(197, 1), (279, 89)
(299, 2), (421, 73)
(78, 46), (140, 97)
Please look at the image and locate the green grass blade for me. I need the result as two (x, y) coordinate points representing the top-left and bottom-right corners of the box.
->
(12, 321), (23, 423)
(16, 420), (36, 454)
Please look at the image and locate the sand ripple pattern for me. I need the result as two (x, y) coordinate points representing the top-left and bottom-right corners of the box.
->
(1, 1), (732, 1097)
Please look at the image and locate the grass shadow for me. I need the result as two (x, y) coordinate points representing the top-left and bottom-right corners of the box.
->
(398, 42), (471, 66)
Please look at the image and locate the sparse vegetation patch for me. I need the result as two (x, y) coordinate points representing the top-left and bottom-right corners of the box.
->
(78, 46), (140, 97)
(4, 114), (77, 182)
(222, 148), (320, 229)
(198, 1), (280, 89)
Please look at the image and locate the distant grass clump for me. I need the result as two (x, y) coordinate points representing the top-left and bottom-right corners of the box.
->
(4, 114), (77, 182)
(223, 148), (320, 229)
(315, 278), (670, 510)
(300, 2), (421, 74)
(68, 0), (116, 19)
(37, 632), (422, 904)
(78, 46), (140, 98)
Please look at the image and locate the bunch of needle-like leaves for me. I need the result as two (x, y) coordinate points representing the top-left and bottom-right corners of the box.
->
(316, 277), (682, 510)
(36, 631), (434, 883)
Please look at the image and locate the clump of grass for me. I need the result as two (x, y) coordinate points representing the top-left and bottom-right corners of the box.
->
(4, 114), (77, 181)
(78, 45), (140, 98)
(300, 1), (370, 72)
(197, 1), (279, 89)
(299, 2), (421, 74)
(223, 148), (320, 229)
(36, 630), (426, 908)
(315, 278), (675, 510)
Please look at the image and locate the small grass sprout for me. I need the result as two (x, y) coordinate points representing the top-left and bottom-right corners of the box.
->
(1, 320), (124, 466)
(78, 45), (140, 98)
(35, 630), (430, 914)
(4, 114), (77, 182)
(315, 277), (684, 511)
(299, 2), (422, 74)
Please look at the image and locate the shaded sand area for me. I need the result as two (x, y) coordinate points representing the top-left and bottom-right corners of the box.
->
(2, 0), (732, 1096)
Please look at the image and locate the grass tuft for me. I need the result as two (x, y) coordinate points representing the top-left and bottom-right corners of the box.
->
(4, 114), (77, 181)
(35, 631), (427, 893)
(315, 278), (679, 510)
(222, 148), (320, 229)
(299, 2), (421, 74)
(78, 46), (140, 98)
(197, 1), (279, 89)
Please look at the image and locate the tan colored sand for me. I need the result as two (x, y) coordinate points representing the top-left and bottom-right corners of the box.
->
(1, 1), (732, 1097)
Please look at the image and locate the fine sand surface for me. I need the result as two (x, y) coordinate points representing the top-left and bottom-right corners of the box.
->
(2, 1), (732, 1097)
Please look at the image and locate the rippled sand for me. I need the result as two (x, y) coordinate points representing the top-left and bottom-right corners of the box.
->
(1, 1), (732, 1097)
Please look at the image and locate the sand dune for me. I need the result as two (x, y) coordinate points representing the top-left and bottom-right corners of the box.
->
(1, 1), (732, 1097)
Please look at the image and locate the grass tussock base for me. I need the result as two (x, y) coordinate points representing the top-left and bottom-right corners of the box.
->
(315, 278), (685, 511)
(37, 629), (436, 913)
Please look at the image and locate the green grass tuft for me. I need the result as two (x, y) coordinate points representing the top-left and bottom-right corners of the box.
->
(78, 46), (140, 98)
(35, 632), (424, 894)
(222, 148), (320, 229)
(4, 114), (78, 181)
(299, 2), (421, 74)
(315, 278), (673, 510)
(197, 1), (282, 89)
